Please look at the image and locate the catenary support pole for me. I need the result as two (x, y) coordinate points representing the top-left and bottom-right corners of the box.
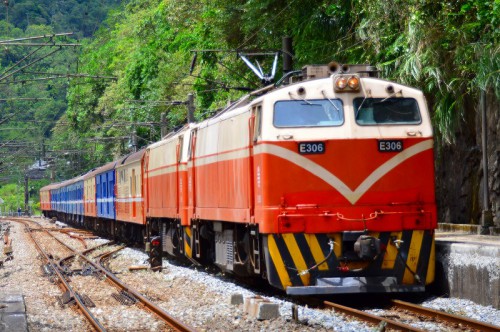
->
(480, 90), (493, 234)
(187, 93), (195, 123)
(161, 113), (167, 138)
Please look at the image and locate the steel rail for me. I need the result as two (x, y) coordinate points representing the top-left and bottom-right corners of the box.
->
(96, 246), (125, 268)
(58, 241), (115, 268)
(17, 221), (106, 332)
(88, 252), (197, 332)
(323, 300), (425, 332)
(57, 228), (99, 249)
(391, 299), (500, 332)
(46, 227), (197, 332)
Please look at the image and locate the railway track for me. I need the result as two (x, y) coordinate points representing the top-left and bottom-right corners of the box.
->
(390, 299), (500, 332)
(12, 217), (498, 331)
(324, 299), (500, 331)
(12, 217), (197, 332)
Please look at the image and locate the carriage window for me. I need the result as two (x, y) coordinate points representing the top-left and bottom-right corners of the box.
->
(354, 97), (421, 125)
(274, 99), (344, 127)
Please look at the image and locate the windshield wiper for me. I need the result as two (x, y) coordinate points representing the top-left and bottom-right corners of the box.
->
(321, 90), (340, 112)
(288, 92), (322, 106)
(378, 89), (402, 103)
(355, 88), (371, 119)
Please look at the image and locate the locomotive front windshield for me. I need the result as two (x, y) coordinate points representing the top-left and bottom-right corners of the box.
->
(274, 99), (344, 127)
(354, 97), (421, 125)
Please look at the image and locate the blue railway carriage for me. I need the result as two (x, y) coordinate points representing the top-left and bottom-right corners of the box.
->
(45, 177), (83, 224)
(94, 160), (119, 235)
(50, 179), (70, 221)
(66, 175), (85, 225)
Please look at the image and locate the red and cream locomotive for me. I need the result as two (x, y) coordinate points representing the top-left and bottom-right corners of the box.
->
(41, 62), (437, 295)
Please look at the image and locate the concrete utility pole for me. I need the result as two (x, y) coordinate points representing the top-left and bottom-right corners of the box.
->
(187, 93), (195, 123)
(24, 174), (28, 214)
(480, 90), (493, 234)
(131, 128), (137, 152)
(282, 36), (294, 80)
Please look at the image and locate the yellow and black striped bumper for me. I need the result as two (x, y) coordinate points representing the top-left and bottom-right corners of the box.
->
(263, 230), (435, 295)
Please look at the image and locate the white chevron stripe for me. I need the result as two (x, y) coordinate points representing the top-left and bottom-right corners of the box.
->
(255, 140), (433, 204)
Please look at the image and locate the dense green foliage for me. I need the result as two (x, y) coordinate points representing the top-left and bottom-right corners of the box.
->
(66, 0), (499, 159)
(0, 179), (48, 215)
(0, 0), (122, 38)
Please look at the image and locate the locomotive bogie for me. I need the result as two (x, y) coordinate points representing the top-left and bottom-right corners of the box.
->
(184, 220), (261, 277)
(159, 219), (187, 260)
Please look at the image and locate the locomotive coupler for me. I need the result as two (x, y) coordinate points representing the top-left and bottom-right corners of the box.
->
(354, 235), (381, 260)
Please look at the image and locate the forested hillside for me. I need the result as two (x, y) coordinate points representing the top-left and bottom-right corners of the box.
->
(0, 0), (123, 213)
(0, 0), (498, 223)
(0, 0), (121, 37)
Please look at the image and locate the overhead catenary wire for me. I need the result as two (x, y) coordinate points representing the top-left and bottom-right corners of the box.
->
(0, 32), (74, 44)
(16, 71), (117, 80)
(0, 98), (51, 101)
(236, 0), (298, 50)
(0, 47), (62, 81)
(0, 45), (45, 77)
(0, 74), (117, 84)
(187, 0), (299, 93)
(2, 43), (81, 47)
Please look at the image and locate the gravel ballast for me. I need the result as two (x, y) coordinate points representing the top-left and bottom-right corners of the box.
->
(1, 217), (499, 331)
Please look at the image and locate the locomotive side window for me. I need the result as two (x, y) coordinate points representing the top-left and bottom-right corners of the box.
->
(354, 97), (421, 125)
(253, 105), (262, 142)
(187, 131), (194, 160)
(273, 99), (344, 127)
(178, 136), (183, 162)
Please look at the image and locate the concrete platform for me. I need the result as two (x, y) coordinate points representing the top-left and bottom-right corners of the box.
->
(435, 230), (500, 309)
(0, 293), (27, 332)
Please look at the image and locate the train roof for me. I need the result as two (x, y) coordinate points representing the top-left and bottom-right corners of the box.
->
(40, 182), (61, 192)
(82, 167), (99, 181)
(148, 123), (194, 149)
(92, 159), (119, 175)
(47, 178), (75, 190)
(117, 149), (146, 167)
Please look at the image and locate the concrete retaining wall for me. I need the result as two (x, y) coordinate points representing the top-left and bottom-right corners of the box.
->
(434, 240), (499, 308)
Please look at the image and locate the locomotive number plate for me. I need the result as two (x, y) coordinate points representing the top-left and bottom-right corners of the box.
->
(378, 140), (403, 152)
(298, 142), (325, 154)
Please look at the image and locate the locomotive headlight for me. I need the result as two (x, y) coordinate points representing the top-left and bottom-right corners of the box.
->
(347, 76), (360, 90)
(335, 77), (348, 90)
(334, 75), (360, 92)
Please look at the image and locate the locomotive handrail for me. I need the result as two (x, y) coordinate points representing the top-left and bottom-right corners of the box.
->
(334, 212), (379, 221)
(278, 209), (431, 221)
